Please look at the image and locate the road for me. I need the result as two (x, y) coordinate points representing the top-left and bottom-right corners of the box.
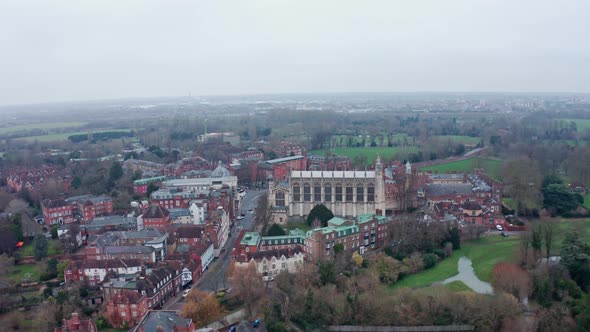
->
(163, 188), (267, 309)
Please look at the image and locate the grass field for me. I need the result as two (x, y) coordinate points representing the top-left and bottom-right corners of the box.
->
(17, 129), (135, 142)
(0, 122), (88, 135)
(390, 219), (590, 292)
(559, 118), (590, 132)
(444, 280), (471, 292)
(8, 263), (42, 283)
(432, 135), (481, 145)
(310, 146), (419, 164)
(390, 235), (520, 291)
(584, 195), (590, 210)
(420, 157), (505, 180)
(19, 240), (63, 257)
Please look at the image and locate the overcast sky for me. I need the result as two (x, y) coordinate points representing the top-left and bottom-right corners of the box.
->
(1, 0), (589, 105)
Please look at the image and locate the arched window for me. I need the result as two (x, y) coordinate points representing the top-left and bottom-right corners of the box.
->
(303, 183), (311, 202)
(367, 183), (375, 202)
(314, 183), (321, 202)
(293, 183), (300, 202)
(357, 184), (364, 202)
(324, 184), (332, 202)
(275, 191), (285, 206)
(335, 184), (343, 202)
(346, 184), (354, 202)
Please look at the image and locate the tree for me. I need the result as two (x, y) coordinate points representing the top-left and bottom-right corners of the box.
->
(181, 289), (223, 327)
(146, 183), (159, 198)
(306, 204), (334, 227)
(352, 251), (363, 268)
(491, 262), (532, 300)
(267, 224), (286, 236)
(423, 253), (438, 269)
(109, 162), (124, 182)
(501, 158), (542, 217)
(542, 184), (580, 215)
(318, 261), (336, 285)
(62, 224), (81, 254)
(449, 226), (461, 250)
(541, 221), (555, 260)
(34, 234), (48, 260)
(229, 262), (265, 316)
(5, 199), (30, 215)
(370, 253), (404, 284)
(531, 224), (543, 260)
(560, 230), (590, 290)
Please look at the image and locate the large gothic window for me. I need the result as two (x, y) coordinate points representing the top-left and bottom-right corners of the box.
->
(293, 183), (301, 202)
(357, 184), (364, 202)
(346, 184), (354, 202)
(275, 192), (285, 206)
(303, 183), (311, 202)
(335, 184), (343, 202)
(367, 183), (375, 202)
(324, 184), (332, 202)
(314, 184), (322, 202)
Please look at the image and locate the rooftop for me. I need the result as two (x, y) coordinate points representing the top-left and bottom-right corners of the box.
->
(265, 155), (305, 164)
(136, 311), (193, 332)
(291, 170), (376, 179)
(241, 232), (261, 247)
(327, 217), (347, 226)
(425, 183), (473, 196)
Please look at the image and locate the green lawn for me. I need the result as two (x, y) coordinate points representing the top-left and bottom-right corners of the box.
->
(8, 263), (42, 283)
(444, 280), (471, 292)
(390, 219), (590, 292)
(584, 195), (590, 210)
(559, 118), (590, 132)
(310, 146), (418, 164)
(0, 122), (88, 135)
(19, 240), (64, 257)
(17, 129), (134, 142)
(420, 157), (505, 180)
(503, 197), (515, 209)
(390, 235), (520, 290)
(432, 135), (481, 145)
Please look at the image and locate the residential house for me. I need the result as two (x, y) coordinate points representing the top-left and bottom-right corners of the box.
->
(54, 312), (97, 332)
(105, 290), (148, 329)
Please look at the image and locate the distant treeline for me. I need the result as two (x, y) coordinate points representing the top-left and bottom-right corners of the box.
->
(68, 130), (134, 143)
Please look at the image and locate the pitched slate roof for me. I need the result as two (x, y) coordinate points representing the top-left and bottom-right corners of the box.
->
(142, 205), (170, 219)
(425, 183), (473, 196)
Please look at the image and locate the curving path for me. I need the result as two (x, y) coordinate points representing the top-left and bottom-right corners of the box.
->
(438, 256), (494, 294)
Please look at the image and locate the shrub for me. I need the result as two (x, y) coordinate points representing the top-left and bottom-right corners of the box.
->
(433, 249), (447, 259)
(443, 242), (453, 257)
(423, 253), (438, 269)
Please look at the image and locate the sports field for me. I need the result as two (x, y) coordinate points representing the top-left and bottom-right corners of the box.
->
(559, 118), (590, 132)
(310, 146), (418, 164)
(420, 157), (504, 180)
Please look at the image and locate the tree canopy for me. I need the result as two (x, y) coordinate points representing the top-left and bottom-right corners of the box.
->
(306, 204), (334, 227)
(267, 224), (286, 236)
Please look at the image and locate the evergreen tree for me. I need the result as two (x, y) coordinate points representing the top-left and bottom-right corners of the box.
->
(306, 204), (334, 227)
(33, 234), (48, 260)
(561, 230), (590, 290)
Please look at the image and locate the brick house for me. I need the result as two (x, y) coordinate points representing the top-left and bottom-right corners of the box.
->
(55, 312), (97, 332)
(42, 199), (75, 226)
(139, 205), (171, 230)
(66, 194), (113, 222)
(64, 259), (143, 286)
(105, 290), (149, 329)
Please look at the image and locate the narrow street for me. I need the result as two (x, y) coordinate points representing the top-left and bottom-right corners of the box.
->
(163, 189), (267, 310)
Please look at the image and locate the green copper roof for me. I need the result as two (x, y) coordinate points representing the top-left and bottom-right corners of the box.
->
(327, 217), (347, 226)
(240, 232), (261, 246)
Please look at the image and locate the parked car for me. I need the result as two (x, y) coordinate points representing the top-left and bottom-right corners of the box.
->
(182, 289), (191, 297)
(501, 232), (509, 237)
(252, 318), (263, 328)
(495, 224), (504, 231)
(262, 276), (274, 282)
(236, 216), (244, 220)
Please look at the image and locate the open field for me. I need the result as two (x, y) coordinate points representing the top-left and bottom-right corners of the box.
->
(391, 219), (590, 291)
(16, 129), (135, 142)
(310, 146), (419, 164)
(444, 280), (471, 292)
(0, 122), (88, 135)
(420, 157), (504, 180)
(559, 118), (590, 132)
(390, 235), (520, 291)
(432, 135), (481, 145)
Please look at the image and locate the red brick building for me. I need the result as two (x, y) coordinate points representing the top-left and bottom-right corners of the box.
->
(55, 312), (97, 332)
(140, 205), (171, 230)
(64, 259), (143, 286)
(133, 176), (168, 195)
(66, 195), (113, 222)
(175, 225), (206, 246)
(42, 199), (75, 226)
(264, 155), (307, 181)
(105, 290), (148, 329)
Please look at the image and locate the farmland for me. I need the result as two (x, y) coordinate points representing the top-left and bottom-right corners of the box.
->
(432, 135), (481, 145)
(16, 129), (136, 142)
(420, 157), (505, 180)
(0, 122), (88, 135)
